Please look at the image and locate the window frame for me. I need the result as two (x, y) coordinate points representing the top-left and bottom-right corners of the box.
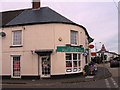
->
(65, 53), (81, 74)
(70, 30), (78, 46)
(11, 55), (21, 78)
(12, 30), (23, 46)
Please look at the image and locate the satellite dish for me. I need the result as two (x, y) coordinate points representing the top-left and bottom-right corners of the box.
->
(0, 32), (6, 37)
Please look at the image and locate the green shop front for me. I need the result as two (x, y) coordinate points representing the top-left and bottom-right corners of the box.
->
(56, 46), (85, 74)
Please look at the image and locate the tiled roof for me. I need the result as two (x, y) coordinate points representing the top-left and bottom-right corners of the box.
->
(1, 7), (93, 43)
(6, 7), (76, 26)
(0, 9), (25, 27)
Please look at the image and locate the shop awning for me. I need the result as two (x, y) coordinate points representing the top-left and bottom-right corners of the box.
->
(35, 49), (53, 56)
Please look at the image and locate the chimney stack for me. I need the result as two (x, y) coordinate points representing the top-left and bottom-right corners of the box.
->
(32, 0), (40, 9)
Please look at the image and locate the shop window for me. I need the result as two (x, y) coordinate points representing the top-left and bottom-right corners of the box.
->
(66, 68), (72, 72)
(73, 53), (77, 60)
(66, 53), (81, 73)
(66, 61), (72, 67)
(73, 61), (77, 67)
(66, 53), (72, 60)
(73, 68), (77, 72)
(78, 54), (81, 60)
(78, 61), (81, 67)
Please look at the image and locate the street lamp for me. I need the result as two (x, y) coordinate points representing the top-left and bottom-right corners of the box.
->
(95, 42), (102, 56)
(95, 43), (97, 53)
(101, 45), (106, 78)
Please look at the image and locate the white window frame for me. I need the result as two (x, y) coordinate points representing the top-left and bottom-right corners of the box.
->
(12, 30), (23, 46)
(70, 30), (78, 46)
(11, 55), (21, 78)
(66, 53), (72, 73)
(65, 53), (82, 74)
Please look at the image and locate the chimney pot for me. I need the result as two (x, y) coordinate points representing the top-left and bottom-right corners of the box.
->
(32, 0), (40, 9)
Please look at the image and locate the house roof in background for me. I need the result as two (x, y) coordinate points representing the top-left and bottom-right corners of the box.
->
(97, 49), (118, 55)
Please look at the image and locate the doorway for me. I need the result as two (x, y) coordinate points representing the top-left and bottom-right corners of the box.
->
(11, 55), (21, 78)
(40, 55), (51, 78)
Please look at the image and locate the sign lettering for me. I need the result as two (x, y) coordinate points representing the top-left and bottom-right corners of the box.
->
(56, 46), (84, 52)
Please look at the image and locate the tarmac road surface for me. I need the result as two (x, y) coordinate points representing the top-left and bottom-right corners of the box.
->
(1, 63), (119, 89)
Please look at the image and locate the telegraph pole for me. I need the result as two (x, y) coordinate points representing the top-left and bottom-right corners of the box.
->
(100, 44), (106, 77)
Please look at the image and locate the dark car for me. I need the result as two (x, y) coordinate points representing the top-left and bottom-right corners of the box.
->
(110, 57), (120, 67)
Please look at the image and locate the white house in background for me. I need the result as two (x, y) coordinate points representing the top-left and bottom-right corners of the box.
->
(0, 0), (93, 79)
(104, 51), (118, 62)
(97, 44), (118, 62)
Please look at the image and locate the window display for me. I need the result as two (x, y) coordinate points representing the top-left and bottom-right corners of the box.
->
(66, 53), (81, 73)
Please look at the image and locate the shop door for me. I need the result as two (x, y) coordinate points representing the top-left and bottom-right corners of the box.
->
(11, 56), (21, 78)
(41, 56), (51, 78)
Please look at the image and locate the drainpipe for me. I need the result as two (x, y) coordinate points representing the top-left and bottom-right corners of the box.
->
(38, 55), (40, 78)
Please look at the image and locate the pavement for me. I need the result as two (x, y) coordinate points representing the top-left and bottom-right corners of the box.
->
(1, 64), (112, 85)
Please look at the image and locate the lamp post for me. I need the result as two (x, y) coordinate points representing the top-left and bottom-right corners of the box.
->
(95, 42), (101, 56)
(100, 44), (107, 78)
(102, 50), (106, 78)
(95, 43), (97, 53)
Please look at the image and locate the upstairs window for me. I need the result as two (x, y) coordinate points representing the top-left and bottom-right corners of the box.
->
(70, 30), (78, 45)
(12, 30), (22, 46)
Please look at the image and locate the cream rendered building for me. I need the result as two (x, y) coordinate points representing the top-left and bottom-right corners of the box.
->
(0, 1), (93, 79)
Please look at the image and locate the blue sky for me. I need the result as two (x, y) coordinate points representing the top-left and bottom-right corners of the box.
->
(0, 0), (119, 53)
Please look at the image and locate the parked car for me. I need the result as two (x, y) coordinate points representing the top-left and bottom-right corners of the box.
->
(110, 57), (120, 67)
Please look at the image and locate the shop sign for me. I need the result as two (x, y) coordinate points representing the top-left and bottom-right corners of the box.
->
(56, 46), (84, 52)
(83, 52), (88, 56)
(83, 50), (89, 56)
(91, 52), (96, 56)
(89, 44), (94, 49)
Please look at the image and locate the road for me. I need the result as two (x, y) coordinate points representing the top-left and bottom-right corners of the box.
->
(1, 63), (119, 88)
(103, 63), (119, 88)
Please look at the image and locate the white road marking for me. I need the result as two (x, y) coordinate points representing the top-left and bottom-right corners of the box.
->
(105, 79), (111, 88)
(110, 77), (119, 88)
(85, 76), (94, 78)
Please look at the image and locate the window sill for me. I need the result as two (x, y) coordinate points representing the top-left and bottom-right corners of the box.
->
(10, 45), (23, 48)
(65, 71), (82, 74)
(71, 44), (79, 47)
(66, 44), (80, 47)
